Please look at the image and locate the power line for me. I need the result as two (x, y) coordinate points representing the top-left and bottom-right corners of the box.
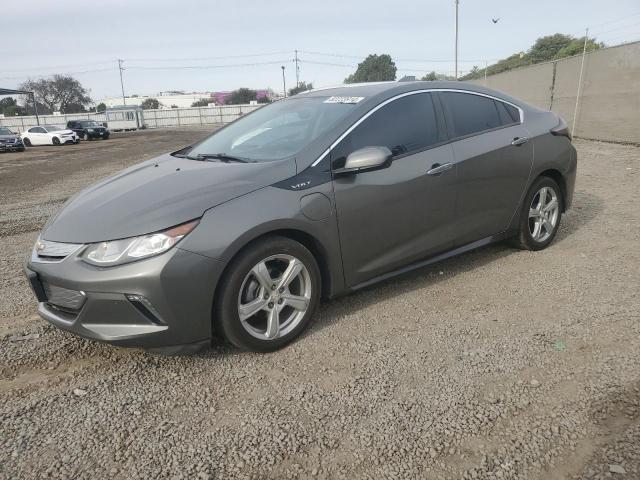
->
(0, 67), (114, 81)
(125, 60), (290, 71)
(125, 51), (291, 62)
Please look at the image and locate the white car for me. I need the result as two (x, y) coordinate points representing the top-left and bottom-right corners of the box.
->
(21, 125), (79, 147)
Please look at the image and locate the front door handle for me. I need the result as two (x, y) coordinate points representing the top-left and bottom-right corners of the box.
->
(511, 136), (529, 146)
(427, 162), (453, 175)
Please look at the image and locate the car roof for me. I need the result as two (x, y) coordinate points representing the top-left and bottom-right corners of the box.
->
(296, 80), (537, 111)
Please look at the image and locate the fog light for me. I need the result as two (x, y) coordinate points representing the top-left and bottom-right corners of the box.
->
(126, 294), (165, 325)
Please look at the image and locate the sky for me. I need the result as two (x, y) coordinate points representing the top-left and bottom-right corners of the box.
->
(3, 0), (640, 102)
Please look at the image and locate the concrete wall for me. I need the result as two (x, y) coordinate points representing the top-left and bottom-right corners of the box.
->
(470, 41), (640, 143)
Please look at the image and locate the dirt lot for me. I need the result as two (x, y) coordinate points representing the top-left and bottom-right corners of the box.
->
(1, 129), (639, 480)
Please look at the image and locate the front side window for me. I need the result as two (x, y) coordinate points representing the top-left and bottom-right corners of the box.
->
(30, 127), (46, 133)
(187, 97), (357, 162)
(332, 92), (441, 168)
(440, 92), (503, 138)
(0, 127), (14, 135)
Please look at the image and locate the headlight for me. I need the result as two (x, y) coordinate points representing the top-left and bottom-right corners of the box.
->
(81, 219), (199, 266)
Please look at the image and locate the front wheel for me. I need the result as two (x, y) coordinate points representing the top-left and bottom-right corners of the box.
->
(52, 137), (61, 146)
(512, 176), (563, 250)
(214, 236), (321, 352)
(23, 138), (32, 147)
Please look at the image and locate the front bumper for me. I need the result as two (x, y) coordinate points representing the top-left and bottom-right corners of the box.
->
(25, 246), (224, 350)
(86, 130), (109, 139)
(0, 140), (24, 151)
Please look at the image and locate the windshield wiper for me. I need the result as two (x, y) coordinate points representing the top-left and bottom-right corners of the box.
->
(188, 153), (250, 163)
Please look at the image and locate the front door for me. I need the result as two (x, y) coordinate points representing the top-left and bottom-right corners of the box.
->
(332, 92), (458, 287)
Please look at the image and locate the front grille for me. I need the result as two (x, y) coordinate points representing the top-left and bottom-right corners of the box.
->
(42, 282), (86, 311)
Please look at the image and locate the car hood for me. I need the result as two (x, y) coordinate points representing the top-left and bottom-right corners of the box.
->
(42, 153), (296, 243)
(0, 134), (19, 140)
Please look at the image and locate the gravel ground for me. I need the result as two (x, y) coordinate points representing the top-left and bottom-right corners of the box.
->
(1, 130), (639, 480)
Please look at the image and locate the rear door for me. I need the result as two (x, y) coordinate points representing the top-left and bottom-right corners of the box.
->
(437, 91), (533, 246)
(332, 92), (458, 287)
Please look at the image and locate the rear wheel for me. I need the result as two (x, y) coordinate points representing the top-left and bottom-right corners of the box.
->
(23, 138), (32, 147)
(52, 137), (60, 146)
(512, 176), (563, 250)
(214, 236), (321, 352)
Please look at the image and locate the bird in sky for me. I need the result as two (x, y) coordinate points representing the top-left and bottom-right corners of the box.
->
(492, 18), (500, 23)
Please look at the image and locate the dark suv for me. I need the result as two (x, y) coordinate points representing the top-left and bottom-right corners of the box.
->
(0, 126), (25, 152)
(66, 120), (110, 140)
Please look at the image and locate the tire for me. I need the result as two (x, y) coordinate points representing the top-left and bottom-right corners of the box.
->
(52, 137), (61, 146)
(102, 133), (110, 140)
(511, 176), (563, 251)
(214, 236), (321, 352)
(23, 138), (32, 147)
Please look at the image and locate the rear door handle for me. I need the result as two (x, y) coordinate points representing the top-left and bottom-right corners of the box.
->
(511, 136), (529, 146)
(427, 162), (453, 175)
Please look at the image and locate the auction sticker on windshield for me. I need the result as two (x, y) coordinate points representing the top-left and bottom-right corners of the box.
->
(323, 96), (365, 104)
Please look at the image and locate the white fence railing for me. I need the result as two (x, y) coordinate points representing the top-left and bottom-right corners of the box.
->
(0, 103), (263, 133)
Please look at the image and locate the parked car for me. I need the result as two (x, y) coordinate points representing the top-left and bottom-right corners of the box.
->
(25, 81), (576, 354)
(0, 126), (25, 152)
(21, 125), (79, 146)
(66, 120), (110, 140)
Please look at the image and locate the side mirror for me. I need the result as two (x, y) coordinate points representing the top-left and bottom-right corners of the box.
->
(334, 146), (392, 175)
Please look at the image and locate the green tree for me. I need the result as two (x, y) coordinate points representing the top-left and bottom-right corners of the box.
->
(344, 54), (397, 83)
(226, 88), (257, 105)
(140, 98), (160, 110)
(96, 102), (107, 112)
(288, 81), (313, 96)
(555, 37), (602, 58)
(191, 99), (211, 107)
(421, 71), (438, 81)
(0, 97), (26, 116)
(19, 75), (91, 113)
(527, 34), (574, 64)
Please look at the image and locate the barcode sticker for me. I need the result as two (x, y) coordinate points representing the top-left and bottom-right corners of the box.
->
(323, 96), (365, 104)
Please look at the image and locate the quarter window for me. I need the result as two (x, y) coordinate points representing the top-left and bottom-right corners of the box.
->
(440, 92), (506, 138)
(333, 92), (441, 168)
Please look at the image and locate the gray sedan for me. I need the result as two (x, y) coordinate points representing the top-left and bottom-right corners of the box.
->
(25, 81), (576, 353)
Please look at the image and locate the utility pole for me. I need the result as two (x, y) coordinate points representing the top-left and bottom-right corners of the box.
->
(281, 65), (286, 98)
(454, 0), (459, 80)
(572, 28), (589, 138)
(294, 50), (300, 88)
(118, 59), (126, 106)
(484, 60), (488, 85)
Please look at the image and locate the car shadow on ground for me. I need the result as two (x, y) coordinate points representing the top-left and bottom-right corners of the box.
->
(303, 189), (604, 338)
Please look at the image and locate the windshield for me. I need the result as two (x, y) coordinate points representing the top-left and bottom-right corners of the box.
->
(44, 125), (64, 132)
(186, 97), (357, 162)
(80, 121), (101, 127)
(0, 127), (14, 135)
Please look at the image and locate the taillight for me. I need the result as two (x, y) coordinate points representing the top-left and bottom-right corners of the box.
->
(550, 117), (572, 141)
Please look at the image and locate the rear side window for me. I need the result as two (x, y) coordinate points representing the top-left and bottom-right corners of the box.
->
(440, 92), (503, 138)
(495, 100), (520, 125)
(334, 92), (442, 164)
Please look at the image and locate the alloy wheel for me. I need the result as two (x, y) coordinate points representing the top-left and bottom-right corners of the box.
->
(237, 254), (312, 340)
(528, 186), (559, 242)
